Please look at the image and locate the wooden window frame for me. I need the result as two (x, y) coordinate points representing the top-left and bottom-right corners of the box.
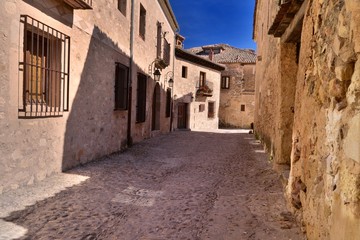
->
(208, 101), (215, 118)
(241, 104), (246, 112)
(221, 76), (230, 89)
(182, 66), (188, 78)
(139, 4), (146, 40)
(118, 0), (127, 16)
(114, 63), (129, 111)
(136, 73), (147, 123)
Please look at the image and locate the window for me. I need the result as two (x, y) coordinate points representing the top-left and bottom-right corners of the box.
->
(139, 4), (146, 40)
(199, 72), (206, 87)
(182, 66), (188, 78)
(118, 0), (127, 16)
(136, 73), (147, 122)
(165, 88), (171, 118)
(199, 104), (205, 112)
(114, 63), (129, 110)
(208, 102), (215, 118)
(241, 104), (246, 112)
(156, 22), (162, 59)
(19, 15), (70, 118)
(221, 76), (230, 89)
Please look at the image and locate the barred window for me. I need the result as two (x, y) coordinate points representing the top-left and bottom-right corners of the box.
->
(165, 88), (171, 118)
(115, 63), (129, 110)
(221, 76), (230, 89)
(136, 73), (147, 122)
(208, 102), (215, 118)
(19, 15), (70, 118)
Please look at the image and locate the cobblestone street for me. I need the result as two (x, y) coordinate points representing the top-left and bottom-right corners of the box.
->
(0, 130), (304, 240)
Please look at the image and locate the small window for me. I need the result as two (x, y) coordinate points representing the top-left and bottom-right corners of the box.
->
(114, 63), (129, 110)
(118, 0), (127, 16)
(182, 66), (187, 78)
(199, 72), (206, 87)
(139, 4), (146, 40)
(199, 104), (205, 112)
(221, 76), (230, 89)
(241, 104), (246, 112)
(165, 88), (171, 117)
(208, 102), (215, 118)
(136, 73), (147, 122)
(19, 15), (70, 118)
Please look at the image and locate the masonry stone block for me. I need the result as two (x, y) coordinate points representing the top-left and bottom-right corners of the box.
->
(343, 114), (360, 164)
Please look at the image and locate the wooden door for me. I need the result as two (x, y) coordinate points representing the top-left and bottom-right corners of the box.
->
(177, 103), (187, 129)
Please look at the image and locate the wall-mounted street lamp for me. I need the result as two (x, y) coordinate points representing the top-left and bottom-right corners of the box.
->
(168, 78), (174, 88)
(148, 60), (162, 82)
(153, 68), (161, 82)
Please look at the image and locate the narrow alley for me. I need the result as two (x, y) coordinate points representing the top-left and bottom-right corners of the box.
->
(0, 130), (304, 240)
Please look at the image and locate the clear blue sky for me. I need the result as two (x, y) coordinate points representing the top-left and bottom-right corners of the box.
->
(169, 0), (256, 50)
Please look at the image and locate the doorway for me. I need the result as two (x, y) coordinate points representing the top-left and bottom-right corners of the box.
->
(177, 103), (188, 129)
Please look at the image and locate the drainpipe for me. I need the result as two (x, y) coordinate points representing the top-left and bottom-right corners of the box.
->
(127, 0), (135, 147)
(170, 29), (179, 132)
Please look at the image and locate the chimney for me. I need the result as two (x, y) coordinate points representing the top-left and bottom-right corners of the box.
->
(175, 34), (185, 49)
(209, 49), (214, 61)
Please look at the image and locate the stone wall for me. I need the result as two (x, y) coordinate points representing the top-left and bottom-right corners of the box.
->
(174, 57), (221, 130)
(254, 0), (360, 238)
(219, 63), (255, 129)
(0, 0), (177, 193)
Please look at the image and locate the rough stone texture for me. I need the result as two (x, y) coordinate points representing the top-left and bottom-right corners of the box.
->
(254, 0), (360, 239)
(0, 130), (304, 240)
(0, 0), (176, 193)
(219, 63), (256, 129)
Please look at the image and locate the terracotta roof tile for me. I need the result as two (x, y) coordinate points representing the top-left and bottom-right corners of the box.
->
(187, 44), (256, 64)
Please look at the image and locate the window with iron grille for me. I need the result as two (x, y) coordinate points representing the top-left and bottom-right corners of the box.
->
(139, 4), (146, 40)
(182, 66), (187, 78)
(241, 104), (246, 112)
(166, 88), (171, 118)
(208, 102), (215, 118)
(114, 63), (129, 110)
(118, 0), (127, 16)
(221, 76), (230, 89)
(19, 15), (70, 118)
(136, 73), (147, 122)
(199, 72), (206, 87)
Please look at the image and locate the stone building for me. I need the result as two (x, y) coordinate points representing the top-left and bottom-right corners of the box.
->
(188, 44), (256, 129)
(173, 38), (225, 130)
(253, 0), (360, 239)
(0, 0), (178, 193)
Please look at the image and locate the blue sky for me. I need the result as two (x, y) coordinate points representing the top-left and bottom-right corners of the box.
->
(169, 0), (256, 50)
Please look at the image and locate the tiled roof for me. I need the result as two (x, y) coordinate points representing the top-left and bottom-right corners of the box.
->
(187, 44), (256, 64)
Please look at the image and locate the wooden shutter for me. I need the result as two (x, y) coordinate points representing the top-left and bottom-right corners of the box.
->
(115, 63), (128, 110)
(136, 73), (147, 122)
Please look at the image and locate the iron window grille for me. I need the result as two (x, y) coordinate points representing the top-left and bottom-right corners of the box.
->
(208, 102), (215, 118)
(221, 76), (230, 89)
(19, 15), (70, 118)
(114, 63), (129, 110)
(165, 88), (171, 118)
(136, 73), (147, 122)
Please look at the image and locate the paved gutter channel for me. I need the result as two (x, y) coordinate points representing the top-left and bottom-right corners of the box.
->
(0, 130), (305, 240)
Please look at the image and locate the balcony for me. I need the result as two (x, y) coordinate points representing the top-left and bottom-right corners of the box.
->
(63, 0), (92, 9)
(196, 84), (213, 97)
(155, 37), (171, 70)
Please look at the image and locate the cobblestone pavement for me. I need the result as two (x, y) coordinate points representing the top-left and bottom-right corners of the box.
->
(1, 130), (305, 240)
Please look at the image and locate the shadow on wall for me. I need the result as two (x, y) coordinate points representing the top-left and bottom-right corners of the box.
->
(62, 25), (169, 171)
(62, 25), (130, 171)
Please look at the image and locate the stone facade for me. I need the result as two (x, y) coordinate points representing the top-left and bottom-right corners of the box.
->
(188, 44), (256, 129)
(253, 0), (360, 239)
(173, 46), (224, 131)
(0, 0), (178, 193)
